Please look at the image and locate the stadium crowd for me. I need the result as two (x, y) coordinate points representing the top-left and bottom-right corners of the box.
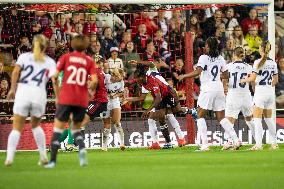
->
(0, 4), (284, 113)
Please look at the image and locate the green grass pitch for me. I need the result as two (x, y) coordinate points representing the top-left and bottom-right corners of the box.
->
(1, 145), (284, 189)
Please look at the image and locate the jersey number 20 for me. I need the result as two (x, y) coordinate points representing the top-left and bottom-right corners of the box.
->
(66, 65), (87, 86)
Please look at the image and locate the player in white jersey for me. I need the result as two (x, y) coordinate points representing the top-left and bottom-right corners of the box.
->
(222, 47), (256, 150)
(179, 37), (240, 151)
(5, 35), (57, 166)
(101, 66), (125, 151)
(241, 41), (279, 150)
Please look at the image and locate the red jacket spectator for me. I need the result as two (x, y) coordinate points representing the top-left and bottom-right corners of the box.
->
(241, 8), (262, 35)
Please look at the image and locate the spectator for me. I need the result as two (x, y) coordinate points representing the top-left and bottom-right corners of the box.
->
(142, 39), (169, 70)
(119, 32), (132, 52)
(245, 25), (262, 52)
(231, 25), (248, 48)
(277, 35), (284, 58)
(241, 8), (262, 35)
(223, 7), (239, 38)
(1, 7), (21, 47)
(54, 13), (71, 44)
(100, 26), (119, 58)
(96, 12), (126, 36)
(139, 12), (158, 37)
(153, 29), (170, 64)
(222, 38), (236, 63)
(107, 47), (124, 73)
(86, 40), (105, 59)
(74, 23), (83, 35)
(215, 27), (227, 50)
(170, 10), (185, 33)
(0, 76), (9, 99)
(0, 62), (9, 81)
(133, 23), (150, 54)
(191, 29), (205, 64)
(83, 14), (97, 36)
(168, 18), (184, 60)
(120, 41), (140, 79)
(190, 14), (202, 37)
(276, 57), (284, 108)
(243, 43), (260, 64)
(275, 0), (284, 11)
(171, 58), (185, 89)
(201, 9), (224, 40)
(154, 11), (169, 37)
(0, 62), (10, 99)
(17, 35), (31, 57)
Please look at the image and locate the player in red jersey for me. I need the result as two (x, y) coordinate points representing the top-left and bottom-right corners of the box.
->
(133, 70), (195, 148)
(80, 55), (108, 137)
(45, 35), (97, 168)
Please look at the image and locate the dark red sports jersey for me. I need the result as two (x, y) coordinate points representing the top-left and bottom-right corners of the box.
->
(138, 51), (161, 72)
(57, 51), (96, 107)
(92, 67), (108, 103)
(140, 75), (171, 98)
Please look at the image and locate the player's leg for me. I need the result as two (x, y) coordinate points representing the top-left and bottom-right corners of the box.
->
(102, 118), (111, 151)
(71, 106), (89, 166)
(80, 114), (90, 140)
(223, 101), (240, 150)
(251, 106), (264, 150)
(152, 108), (172, 149)
(148, 111), (160, 150)
(111, 108), (125, 150)
(263, 108), (278, 150)
(166, 109), (185, 147)
(217, 110), (241, 150)
(244, 116), (256, 141)
(222, 117), (236, 150)
(171, 98), (198, 120)
(45, 105), (70, 168)
(30, 115), (48, 165)
(241, 93), (256, 142)
(196, 108), (209, 151)
(59, 129), (69, 143)
(5, 100), (30, 166)
(5, 114), (26, 166)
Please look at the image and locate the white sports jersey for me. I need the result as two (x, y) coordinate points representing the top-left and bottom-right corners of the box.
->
(253, 58), (278, 94)
(15, 52), (56, 101)
(142, 69), (169, 94)
(104, 74), (124, 94)
(197, 55), (227, 92)
(107, 57), (124, 70)
(227, 61), (252, 93)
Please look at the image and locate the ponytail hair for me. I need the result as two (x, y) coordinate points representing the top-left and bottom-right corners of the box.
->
(233, 46), (245, 59)
(32, 34), (47, 62)
(257, 40), (271, 69)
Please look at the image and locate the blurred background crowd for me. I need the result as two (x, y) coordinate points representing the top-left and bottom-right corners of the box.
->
(0, 3), (284, 118)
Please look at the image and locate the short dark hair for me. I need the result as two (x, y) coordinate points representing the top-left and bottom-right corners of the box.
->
(71, 35), (88, 52)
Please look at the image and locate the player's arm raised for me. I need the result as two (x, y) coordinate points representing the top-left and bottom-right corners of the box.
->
(7, 65), (21, 100)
